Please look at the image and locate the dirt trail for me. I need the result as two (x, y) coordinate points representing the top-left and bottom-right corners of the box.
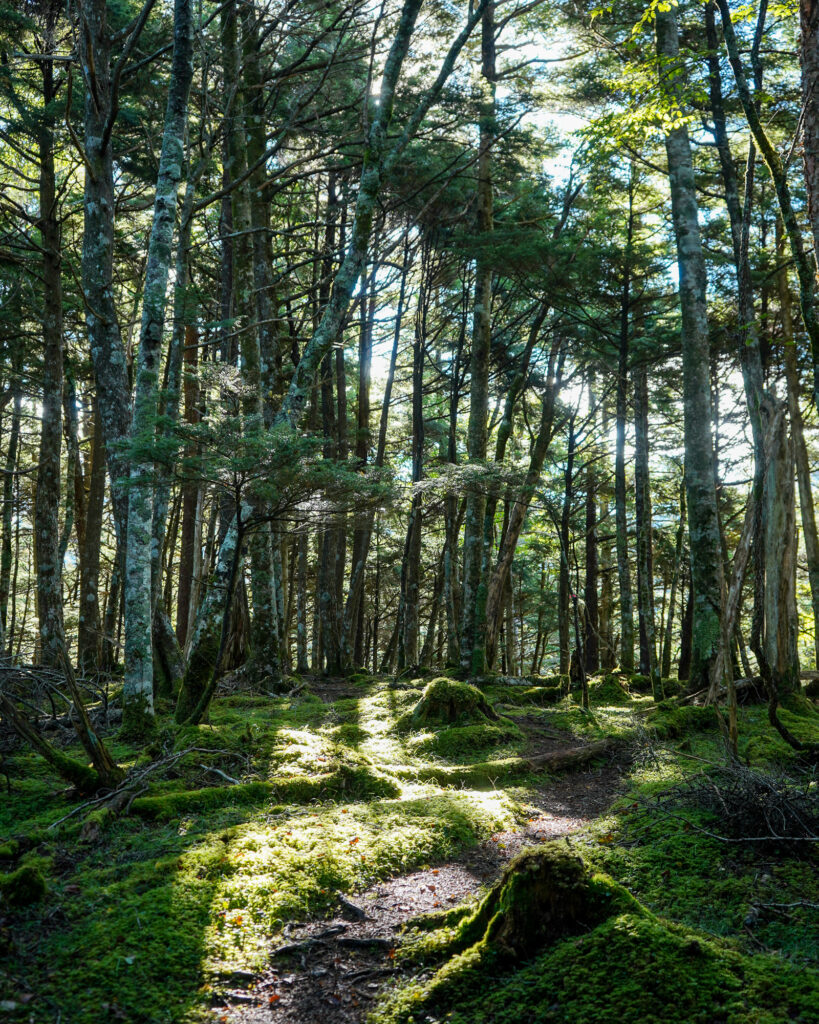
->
(213, 760), (625, 1024)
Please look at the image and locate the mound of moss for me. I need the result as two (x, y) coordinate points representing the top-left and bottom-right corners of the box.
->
(590, 674), (633, 706)
(0, 863), (47, 906)
(411, 720), (521, 758)
(380, 911), (819, 1024)
(402, 678), (500, 730)
(645, 701), (718, 739)
(497, 685), (565, 707)
(376, 846), (636, 1022)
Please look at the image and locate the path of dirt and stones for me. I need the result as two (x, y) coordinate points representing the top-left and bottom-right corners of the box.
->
(212, 737), (626, 1024)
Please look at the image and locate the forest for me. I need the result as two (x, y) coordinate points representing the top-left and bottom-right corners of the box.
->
(0, 0), (818, 1020)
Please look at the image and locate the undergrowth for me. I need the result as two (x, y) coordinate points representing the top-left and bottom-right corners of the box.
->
(1, 673), (816, 1023)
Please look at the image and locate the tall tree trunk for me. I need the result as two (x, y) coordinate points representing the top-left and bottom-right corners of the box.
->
(778, 219), (819, 668)
(460, 0), (495, 676)
(633, 362), (659, 694)
(584, 379), (599, 675)
(0, 372), (21, 648)
(801, 0), (819, 278)
(656, 5), (725, 694)
(558, 419), (576, 676)
(399, 288), (426, 669)
(176, 326), (200, 647)
(661, 475), (686, 680)
(339, 238), (410, 670)
(444, 285), (466, 667)
(226, 0), (280, 681)
(77, 400), (106, 670)
(34, 37), (65, 670)
(79, 0), (138, 543)
(615, 185), (635, 673)
(122, 0), (194, 735)
(760, 402), (800, 696)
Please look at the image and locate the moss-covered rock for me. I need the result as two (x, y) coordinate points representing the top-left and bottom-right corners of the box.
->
(0, 863), (47, 906)
(805, 677), (819, 699)
(403, 678), (500, 729)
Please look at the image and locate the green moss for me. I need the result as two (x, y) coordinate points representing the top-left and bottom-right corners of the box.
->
(0, 863), (47, 906)
(373, 847), (645, 1023)
(529, 673), (570, 689)
(410, 721), (521, 758)
(0, 839), (19, 859)
(401, 678), (499, 730)
(590, 674), (633, 706)
(645, 700), (718, 739)
(493, 685), (565, 707)
(375, 911), (819, 1024)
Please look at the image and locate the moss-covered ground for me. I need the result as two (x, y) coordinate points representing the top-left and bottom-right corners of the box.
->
(0, 673), (816, 1023)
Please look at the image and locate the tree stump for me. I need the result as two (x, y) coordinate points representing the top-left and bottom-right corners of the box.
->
(409, 678), (499, 727)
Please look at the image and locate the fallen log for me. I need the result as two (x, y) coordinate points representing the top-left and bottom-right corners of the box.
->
(526, 739), (611, 772)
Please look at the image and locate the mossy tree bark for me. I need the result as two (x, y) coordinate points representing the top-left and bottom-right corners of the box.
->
(656, 5), (725, 694)
(123, 0), (194, 735)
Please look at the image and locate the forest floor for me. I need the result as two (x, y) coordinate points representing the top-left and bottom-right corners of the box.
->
(0, 672), (817, 1024)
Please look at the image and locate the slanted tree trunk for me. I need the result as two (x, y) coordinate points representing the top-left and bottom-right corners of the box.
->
(484, 341), (564, 665)
(182, 0), (485, 685)
(717, 0), (819, 408)
(656, 5), (726, 694)
(122, 0), (194, 735)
